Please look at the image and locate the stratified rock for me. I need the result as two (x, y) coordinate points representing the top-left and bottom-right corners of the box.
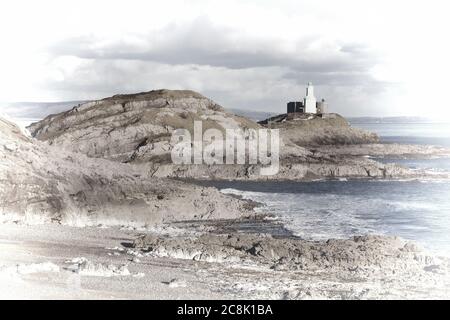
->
(133, 231), (439, 276)
(0, 117), (253, 225)
(315, 143), (450, 158)
(28, 89), (259, 163)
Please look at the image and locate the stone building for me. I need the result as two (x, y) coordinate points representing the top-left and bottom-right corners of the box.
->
(287, 101), (305, 113)
(316, 99), (328, 114)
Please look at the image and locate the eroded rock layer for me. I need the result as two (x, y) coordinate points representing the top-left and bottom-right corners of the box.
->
(1, 117), (253, 225)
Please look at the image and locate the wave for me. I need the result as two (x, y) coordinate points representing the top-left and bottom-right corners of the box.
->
(219, 180), (450, 256)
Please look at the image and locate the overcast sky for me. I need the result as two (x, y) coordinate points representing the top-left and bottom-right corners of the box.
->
(0, 0), (449, 118)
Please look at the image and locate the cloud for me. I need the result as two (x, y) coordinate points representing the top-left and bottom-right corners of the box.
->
(49, 17), (379, 77)
(42, 58), (291, 107)
(2, 0), (449, 118)
(1, 101), (86, 119)
(34, 16), (389, 117)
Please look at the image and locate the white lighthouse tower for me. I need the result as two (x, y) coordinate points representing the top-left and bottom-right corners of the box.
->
(303, 82), (317, 113)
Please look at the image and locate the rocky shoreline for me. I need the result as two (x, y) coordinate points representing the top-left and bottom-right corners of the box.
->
(140, 156), (450, 181)
(314, 143), (450, 159)
(1, 220), (449, 299)
(2, 89), (450, 299)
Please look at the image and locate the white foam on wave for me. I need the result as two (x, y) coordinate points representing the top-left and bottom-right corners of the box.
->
(220, 181), (450, 255)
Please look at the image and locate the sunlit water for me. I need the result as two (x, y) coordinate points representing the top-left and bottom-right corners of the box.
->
(200, 121), (450, 256)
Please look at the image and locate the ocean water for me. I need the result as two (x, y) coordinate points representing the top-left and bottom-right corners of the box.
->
(201, 121), (450, 256)
(213, 180), (450, 255)
(349, 121), (450, 147)
(352, 120), (450, 172)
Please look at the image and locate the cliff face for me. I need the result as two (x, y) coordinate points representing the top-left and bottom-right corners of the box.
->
(28, 89), (259, 164)
(0, 117), (252, 226)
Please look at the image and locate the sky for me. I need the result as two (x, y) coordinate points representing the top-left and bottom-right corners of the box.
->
(0, 0), (449, 118)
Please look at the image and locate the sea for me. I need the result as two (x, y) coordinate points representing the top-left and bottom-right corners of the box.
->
(202, 119), (450, 256)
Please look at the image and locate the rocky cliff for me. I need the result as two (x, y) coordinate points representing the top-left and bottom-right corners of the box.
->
(0, 117), (252, 226)
(28, 90), (258, 164)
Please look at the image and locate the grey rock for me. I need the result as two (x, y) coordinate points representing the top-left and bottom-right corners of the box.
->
(0, 117), (253, 225)
(133, 231), (444, 277)
(28, 89), (259, 164)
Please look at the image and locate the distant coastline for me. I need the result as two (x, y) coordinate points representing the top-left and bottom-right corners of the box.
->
(348, 116), (450, 124)
(2, 99), (449, 125)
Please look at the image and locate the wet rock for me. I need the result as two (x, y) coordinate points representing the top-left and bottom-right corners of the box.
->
(133, 232), (444, 277)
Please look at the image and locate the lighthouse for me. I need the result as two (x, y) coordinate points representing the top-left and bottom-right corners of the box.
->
(303, 82), (317, 113)
(286, 81), (329, 116)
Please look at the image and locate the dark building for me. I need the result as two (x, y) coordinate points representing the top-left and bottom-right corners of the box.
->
(295, 102), (305, 113)
(287, 102), (295, 113)
(287, 101), (305, 114)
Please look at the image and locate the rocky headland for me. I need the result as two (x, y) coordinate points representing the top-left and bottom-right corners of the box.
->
(26, 89), (450, 181)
